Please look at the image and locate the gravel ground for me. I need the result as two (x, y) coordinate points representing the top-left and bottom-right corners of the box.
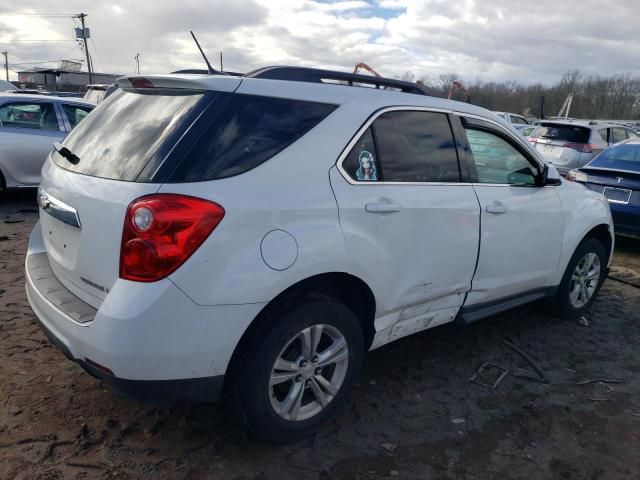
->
(1, 190), (639, 480)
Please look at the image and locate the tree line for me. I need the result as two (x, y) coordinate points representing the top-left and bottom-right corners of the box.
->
(399, 70), (640, 120)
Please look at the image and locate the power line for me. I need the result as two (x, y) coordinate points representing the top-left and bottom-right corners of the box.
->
(0, 13), (76, 17)
(2, 39), (75, 42)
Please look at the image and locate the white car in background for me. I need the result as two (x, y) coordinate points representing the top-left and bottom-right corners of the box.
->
(0, 93), (94, 190)
(25, 67), (614, 442)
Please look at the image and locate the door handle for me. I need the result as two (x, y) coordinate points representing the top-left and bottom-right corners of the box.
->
(365, 201), (402, 213)
(486, 201), (508, 214)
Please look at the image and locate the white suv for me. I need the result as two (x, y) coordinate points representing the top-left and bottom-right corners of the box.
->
(25, 67), (614, 442)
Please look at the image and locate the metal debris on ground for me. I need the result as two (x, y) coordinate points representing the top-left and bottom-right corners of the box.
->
(575, 378), (623, 385)
(380, 443), (397, 452)
(469, 362), (509, 389)
(512, 368), (545, 382)
(502, 338), (548, 383)
(577, 316), (590, 327)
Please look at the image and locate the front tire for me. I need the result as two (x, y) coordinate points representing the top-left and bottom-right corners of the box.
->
(553, 237), (607, 318)
(230, 294), (364, 442)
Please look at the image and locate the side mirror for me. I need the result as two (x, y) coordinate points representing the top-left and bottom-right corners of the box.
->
(540, 163), (562, 186)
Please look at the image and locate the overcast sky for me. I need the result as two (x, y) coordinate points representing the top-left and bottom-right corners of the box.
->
(0, 0), (638, 85)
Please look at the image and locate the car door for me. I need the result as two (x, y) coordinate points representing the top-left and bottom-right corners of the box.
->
(329, 108), (480, 344)
(0, 99), (65, 185)
(456, 115), (564, 306)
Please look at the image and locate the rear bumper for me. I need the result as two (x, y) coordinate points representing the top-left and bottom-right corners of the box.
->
(25, 221), (266, 403)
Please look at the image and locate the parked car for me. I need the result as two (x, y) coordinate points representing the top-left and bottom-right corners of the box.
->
(0, 93), (94, 190)
(528, 120), (639, 175)
(83, 84), (110, 104)
(26, 68), (614, 442)
(568, 139), (640, 238)
(493, 111), (530, 127)
(0, 79), (17, 91)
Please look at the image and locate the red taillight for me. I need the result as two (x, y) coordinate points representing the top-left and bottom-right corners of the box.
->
(120, 194), (225, 282)
(563, 143), (598, 153)
(129, 77), (154, 89)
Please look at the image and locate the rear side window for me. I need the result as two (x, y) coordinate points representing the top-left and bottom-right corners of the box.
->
(54, 89), (205, 180)
(612, 128), (628, 144)
(370, 111), (460, 182)
(62, 103), (92, 128)
(168, 95), (337, 181)
(533, 124), (590, 143)
(0, 102), (59, 131)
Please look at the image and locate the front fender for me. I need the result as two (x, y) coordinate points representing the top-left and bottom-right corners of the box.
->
(554, 181), (614, 284)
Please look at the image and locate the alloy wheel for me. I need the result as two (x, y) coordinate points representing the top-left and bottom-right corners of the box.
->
(569, 252), (601, 308)
(269, 324), (349, 421)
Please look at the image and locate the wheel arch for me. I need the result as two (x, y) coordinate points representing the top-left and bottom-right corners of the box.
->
(223, 272), (376, 395)
(584, 223), (614, 264)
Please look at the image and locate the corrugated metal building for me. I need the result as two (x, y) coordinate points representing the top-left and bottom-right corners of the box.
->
(17, 69), (122, 92)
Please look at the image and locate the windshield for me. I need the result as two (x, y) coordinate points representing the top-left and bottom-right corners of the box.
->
(531, 123), (590, 143)
(53, 88), (206, 181)
(588, 144), (640, 172)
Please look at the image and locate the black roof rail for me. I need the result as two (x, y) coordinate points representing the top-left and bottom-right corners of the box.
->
(171, 68), (244, 76)
(245, 66), (430, 96)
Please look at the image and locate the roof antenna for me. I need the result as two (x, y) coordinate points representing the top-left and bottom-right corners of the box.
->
(190, 30), (217, 75)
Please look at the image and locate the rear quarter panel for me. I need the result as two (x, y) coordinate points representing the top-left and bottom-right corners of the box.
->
(161, 100), (373, 306)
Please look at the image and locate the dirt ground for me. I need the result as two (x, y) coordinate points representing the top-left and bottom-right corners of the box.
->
(1, 190), (639, 480)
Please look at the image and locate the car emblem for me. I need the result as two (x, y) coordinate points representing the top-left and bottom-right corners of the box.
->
(617, 177), (624, 184)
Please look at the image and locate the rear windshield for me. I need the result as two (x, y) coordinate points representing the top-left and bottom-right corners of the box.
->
(532, 123), (590, 143)
(54, 88), (205, 180)
(588, 144), (640, 171)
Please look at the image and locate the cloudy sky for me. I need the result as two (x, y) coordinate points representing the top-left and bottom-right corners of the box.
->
(0, 0), (638, 85)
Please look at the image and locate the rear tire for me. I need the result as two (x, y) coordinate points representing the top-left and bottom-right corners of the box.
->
(553, 237), (607, 318)
(229, 294), (364, 442)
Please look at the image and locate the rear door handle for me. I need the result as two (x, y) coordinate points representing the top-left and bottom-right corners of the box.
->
(365, 201), (402, 213)
(486, 201), (508, 214)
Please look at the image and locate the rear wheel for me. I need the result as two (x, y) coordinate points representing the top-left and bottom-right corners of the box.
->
(553, 237), (607, 318)
(230, 294), (364, 442)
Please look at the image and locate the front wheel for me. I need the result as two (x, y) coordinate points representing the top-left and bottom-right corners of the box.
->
(230, 295), (364, 442)
(553, 237), (607, 318)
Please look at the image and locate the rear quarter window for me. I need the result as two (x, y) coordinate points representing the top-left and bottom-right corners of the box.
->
(166, 94), (337, 182)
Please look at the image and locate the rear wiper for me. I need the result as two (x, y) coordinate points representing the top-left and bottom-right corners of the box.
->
(53, 142), (80, 165)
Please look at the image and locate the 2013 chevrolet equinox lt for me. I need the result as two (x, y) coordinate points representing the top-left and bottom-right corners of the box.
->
(25, 67), (614, 442)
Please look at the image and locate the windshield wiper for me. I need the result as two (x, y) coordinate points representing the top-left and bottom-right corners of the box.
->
(53, 142), (80, 165)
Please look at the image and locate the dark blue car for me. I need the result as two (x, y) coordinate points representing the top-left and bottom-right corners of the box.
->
(567, 140), (640, 238)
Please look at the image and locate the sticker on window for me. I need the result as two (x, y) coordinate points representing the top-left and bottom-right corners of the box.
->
(355, 150), (377, 181)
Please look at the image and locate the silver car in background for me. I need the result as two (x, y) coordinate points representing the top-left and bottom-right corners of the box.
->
(528, 120), (639, 175)
(0, 93), (94, 190)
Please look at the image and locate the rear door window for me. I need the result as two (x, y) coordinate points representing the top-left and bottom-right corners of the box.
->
(342, 127), (379, 181)
(61, 103), (92, 129)
(533, 124), (590, 143)
(167, 95), (337, 181)
(612, 127), (628, 144)
(53, 88), (206, 180)
(0, 101), (60, 131)
(369, 110), (460, 182)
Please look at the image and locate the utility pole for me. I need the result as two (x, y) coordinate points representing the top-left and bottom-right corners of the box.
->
(2, 51), (8, 81)
(75, 13), (94, 84)
(219, 52), (223, 72)
(134, 53), (140, 74)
